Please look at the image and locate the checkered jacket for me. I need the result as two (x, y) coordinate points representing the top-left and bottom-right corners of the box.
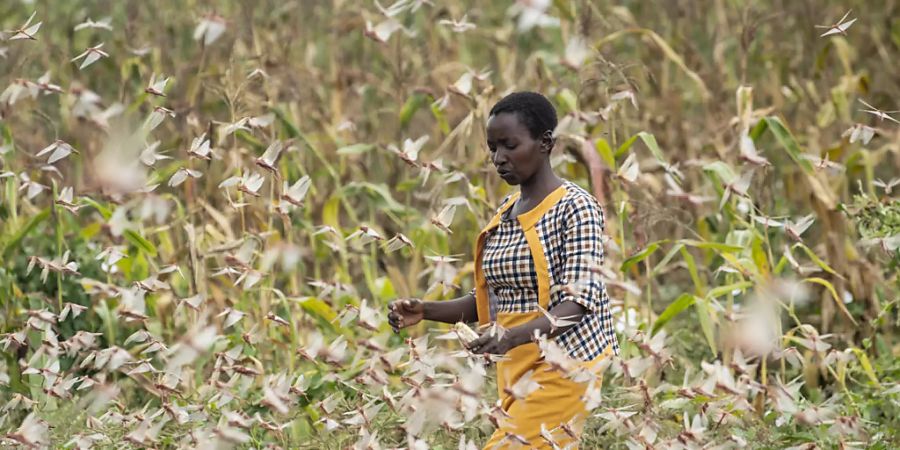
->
(469, 180), (620, 361)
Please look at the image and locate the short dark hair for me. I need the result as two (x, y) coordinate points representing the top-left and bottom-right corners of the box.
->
(488, 91), (558, 139)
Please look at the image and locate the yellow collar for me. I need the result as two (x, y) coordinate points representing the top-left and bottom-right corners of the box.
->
(483, 183), (569, 232)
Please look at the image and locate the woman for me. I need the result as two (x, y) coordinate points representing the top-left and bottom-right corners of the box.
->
(387, 91), (620, 449)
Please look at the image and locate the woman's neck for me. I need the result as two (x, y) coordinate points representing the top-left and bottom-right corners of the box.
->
(518, 164), (562, 204)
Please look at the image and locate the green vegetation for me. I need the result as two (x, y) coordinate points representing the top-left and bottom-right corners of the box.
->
(0, 0), (898, 448)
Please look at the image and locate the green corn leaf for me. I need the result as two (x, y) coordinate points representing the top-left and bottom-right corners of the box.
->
(702, 161), (738, 185)
(652, 293), (696, 335)
(805, 277), (857, 326)
(694, 296), (718, 355)
(751, 237), (770, 277)
(637, 131), (681, 183)
(749, 117), (768, 140)
(321, 195), (342, 230)
(124, 229), (158, 257)
(773, 254), (789, 275)
(81, 197), (112, 220)
(595, 138), (616, 170)
(650, 243), (684, 277)
(273, 106), (300, 138)
(294, 296), (337, 323)
(336, 143), (375, 155)
(1, 208), (50, 259)
(793, 243), (842, 278)
(706, 281), (753, 299)
(343, 182), (407, 213)
(763, 116), (807, 168)
(615, 134), (639, 158)
(621, 242), (661, 273)
(556, 88), (578, 114)
(679, 239), (744, 253)
(430, 101), (450, 135)
(236, 130), (265, 152)
(399, 93), (428, 128)
(850, 347), (882, 387)
(680, 246), (706, 296)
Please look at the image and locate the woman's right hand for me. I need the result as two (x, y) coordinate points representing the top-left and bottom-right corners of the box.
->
(387, 298), (425, 332)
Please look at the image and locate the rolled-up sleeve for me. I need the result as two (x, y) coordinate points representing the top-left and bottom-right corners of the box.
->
(555, 196), (606, 313)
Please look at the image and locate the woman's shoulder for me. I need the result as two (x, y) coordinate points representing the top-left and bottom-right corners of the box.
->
(554, 180), (605, 234)
(560, 180), (603, 213)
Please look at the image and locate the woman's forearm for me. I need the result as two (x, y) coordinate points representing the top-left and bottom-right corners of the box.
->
(507, 301), (586, 348)
(423, 293), (478, 324)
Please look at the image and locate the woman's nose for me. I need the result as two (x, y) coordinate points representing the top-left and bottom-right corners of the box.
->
(492, 149), (506, 166)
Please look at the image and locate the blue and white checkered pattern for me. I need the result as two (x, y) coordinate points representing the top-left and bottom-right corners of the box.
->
(470, 180), (620, 361)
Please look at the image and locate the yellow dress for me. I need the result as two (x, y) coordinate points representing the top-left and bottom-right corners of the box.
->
(472, 182), (617, 449)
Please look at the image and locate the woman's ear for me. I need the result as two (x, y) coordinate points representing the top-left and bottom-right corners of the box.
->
(541, 130), (555, 153)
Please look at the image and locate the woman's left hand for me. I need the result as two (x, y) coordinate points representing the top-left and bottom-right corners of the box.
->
(466, 330), (518, 355)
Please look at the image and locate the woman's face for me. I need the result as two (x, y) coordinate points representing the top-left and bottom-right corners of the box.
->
(485, 112), (548, 186)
